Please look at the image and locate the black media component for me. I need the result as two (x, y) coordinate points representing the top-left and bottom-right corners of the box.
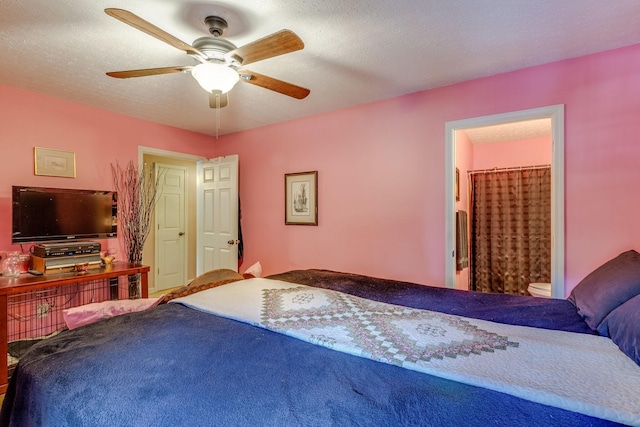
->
(32, 241), (102, 258)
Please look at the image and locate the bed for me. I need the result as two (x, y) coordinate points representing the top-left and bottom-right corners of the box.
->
(2, 252), (640, 426)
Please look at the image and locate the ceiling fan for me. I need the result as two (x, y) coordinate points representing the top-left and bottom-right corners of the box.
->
(104, 8), (310, 108)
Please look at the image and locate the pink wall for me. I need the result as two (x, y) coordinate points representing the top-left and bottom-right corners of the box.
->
(473, 137), (552, 170)
(215, 43), (640, 295)
(222, 101), (442, 284)
(2, 42), (640, 297)
(0, 85), (216, 254)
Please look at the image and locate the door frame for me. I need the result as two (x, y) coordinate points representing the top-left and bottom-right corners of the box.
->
(139, 146), (205, 293)
(444, 105), (565, 298)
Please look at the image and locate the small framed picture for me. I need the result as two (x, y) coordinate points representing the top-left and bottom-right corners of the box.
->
(455, 168), (460, 201)
(34, 147), (76, 178)
(285, 171), (318, 225)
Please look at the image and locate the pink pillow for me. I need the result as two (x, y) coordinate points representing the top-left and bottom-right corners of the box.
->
(63, 297), (163, 330)
(243, 261), (262, 278)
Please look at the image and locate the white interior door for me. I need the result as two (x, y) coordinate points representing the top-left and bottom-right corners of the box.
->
(197, 155), (239, 274)
(155, 163), (188, 290)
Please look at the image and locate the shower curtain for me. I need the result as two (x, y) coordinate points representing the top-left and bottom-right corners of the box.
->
(469, 166), (551, 295)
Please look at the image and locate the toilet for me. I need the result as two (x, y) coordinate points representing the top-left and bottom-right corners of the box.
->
(528, 282), (551, 298)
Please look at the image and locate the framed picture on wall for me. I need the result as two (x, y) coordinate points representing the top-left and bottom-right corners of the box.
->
(285, 171), (318, 225)
(455, 168), (460, 201)
(34, 147), (76, 178)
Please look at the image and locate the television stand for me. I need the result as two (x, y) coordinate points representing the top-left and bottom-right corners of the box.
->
(0, 262), (150, 393)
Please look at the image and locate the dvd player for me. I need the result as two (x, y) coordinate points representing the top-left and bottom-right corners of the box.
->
(33, 241), (102, 258)
(31, 254), (102, 274)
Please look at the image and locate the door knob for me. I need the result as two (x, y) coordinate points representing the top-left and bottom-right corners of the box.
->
(227, 239), (240, 245)
(178, 232), (185, 236)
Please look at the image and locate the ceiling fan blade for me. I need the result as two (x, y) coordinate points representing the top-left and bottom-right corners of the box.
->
(229, 30), (304, 66)
(209, 91), (229, 108)
(105, 8), (206, 59)
(106, 66), (192, 79)
(239, 70), (310, 99)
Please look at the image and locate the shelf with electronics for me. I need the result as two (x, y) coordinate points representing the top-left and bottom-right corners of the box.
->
(1, 176), (157, 393)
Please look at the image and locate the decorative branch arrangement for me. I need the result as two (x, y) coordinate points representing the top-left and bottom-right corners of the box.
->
(111, 160), (162, 297)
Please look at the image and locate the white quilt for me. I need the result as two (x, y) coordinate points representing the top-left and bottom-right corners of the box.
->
(172, 278), (640, 426)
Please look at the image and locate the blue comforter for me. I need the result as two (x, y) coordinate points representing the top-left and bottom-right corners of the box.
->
(0, 269), (619, 426)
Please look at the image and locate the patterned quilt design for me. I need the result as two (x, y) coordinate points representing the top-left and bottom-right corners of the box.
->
(260, 286), (520, 366)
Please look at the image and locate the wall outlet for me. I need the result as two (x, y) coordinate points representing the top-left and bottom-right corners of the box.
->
(37, 302), (50, 318)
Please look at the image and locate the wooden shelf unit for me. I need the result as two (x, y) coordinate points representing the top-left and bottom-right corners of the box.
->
(0, 262), (150, 393)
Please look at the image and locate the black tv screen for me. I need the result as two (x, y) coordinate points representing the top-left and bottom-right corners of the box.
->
(12, 186), (117, 244)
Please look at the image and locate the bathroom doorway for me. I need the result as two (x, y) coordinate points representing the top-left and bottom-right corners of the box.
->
(444, 105), (565, 298)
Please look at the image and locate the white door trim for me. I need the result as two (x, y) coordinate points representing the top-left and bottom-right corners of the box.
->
(138, 146), (205, 165)
(444, 104), (565, 298)
(139, 146), (206, 293)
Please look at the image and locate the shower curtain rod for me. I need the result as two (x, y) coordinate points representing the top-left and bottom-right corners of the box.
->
(468, 164), (550, 175)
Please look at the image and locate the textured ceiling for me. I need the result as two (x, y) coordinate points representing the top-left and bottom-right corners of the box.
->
(1, 1), (639, 137)
(464, 119), (552, 145)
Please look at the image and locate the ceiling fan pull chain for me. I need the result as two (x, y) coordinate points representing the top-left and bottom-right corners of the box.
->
(215, 91), (221, 139)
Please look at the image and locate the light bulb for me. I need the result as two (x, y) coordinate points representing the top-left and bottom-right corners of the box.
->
(192, 63), (239, 94)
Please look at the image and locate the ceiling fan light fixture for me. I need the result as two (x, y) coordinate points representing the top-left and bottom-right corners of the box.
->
(192, 63), (239, 93)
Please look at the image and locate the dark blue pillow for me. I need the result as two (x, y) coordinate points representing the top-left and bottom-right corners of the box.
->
(598, 294), (640, 366)
(568, 250), (640, 330)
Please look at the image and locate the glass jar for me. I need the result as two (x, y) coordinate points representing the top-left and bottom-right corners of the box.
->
(2, 252), (21, 277)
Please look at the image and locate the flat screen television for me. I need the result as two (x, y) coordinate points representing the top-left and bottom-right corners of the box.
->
(12, 186), (117, 244)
